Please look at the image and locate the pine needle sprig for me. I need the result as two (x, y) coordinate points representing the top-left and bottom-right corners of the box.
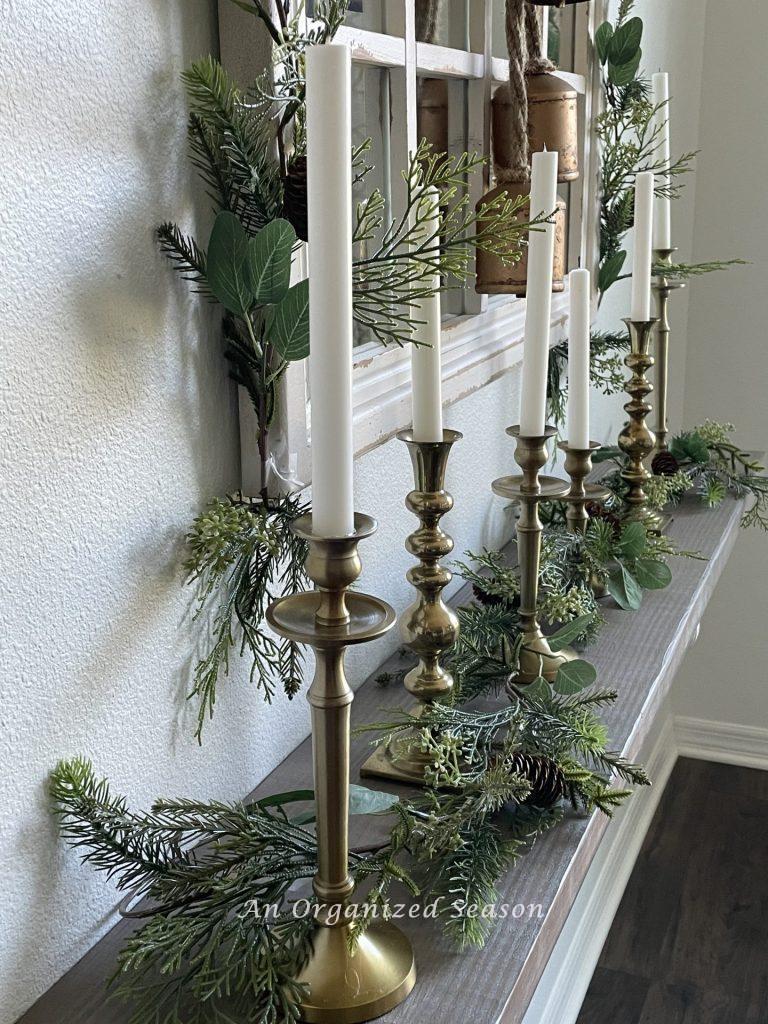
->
(185, 494), (309, 741)
(157, 222), (212, 297)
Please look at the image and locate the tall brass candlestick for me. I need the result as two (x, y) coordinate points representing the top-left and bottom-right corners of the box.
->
(618, 317), (660, 529)
(557, 440), (611, 533)
(267, 513), (416, 1023)
(652, 248), (685, 452)
(492, 426), (577, 691)
(362, 429), (461, 785)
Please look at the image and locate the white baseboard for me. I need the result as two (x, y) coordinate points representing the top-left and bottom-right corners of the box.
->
(519, 713), (678, 1024)
(674, 715), (768, 770)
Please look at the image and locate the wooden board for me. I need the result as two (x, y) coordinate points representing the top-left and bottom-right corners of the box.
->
(16, 495), (744, 1024)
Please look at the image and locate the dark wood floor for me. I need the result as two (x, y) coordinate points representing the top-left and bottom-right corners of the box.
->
(576, 758), (768, 1024)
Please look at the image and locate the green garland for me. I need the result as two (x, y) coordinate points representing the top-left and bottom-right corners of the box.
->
(595, 421), (768, 531)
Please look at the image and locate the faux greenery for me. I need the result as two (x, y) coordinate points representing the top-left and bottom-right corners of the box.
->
(594, 421), (767, 530)
(50, 758), (406, 1024)
(185, 494), (309, 742)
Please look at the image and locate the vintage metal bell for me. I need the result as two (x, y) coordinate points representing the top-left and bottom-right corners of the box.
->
(417, 78), (449, 156)
(475, 182), (566, 296)
(491, 77), (578, 184)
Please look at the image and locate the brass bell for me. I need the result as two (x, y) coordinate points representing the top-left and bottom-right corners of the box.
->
(417, 78), (449, 156)
(475, 182), (566, 296)
(491, 78), (578, 185)
(527, 70), (579, 182)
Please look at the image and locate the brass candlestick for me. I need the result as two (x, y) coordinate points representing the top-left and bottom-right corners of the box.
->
(266, 513), (416, 1023)
(618, 317), (661, 530)
(652, 248), (685, 452)
(558, 440), (612, 599)
(557, 441), (611, 533)
(492, 426), (577, 691)
(362, 429), (462, 786)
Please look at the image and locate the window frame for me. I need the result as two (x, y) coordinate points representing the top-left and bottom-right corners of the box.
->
(222, 0), (607, 491)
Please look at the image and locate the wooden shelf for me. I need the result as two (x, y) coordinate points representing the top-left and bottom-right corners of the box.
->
(17, 495), (745, 1024)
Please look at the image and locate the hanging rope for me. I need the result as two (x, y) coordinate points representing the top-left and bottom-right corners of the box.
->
(415, 0), (441, 43)
(525, 3), (556, 74)
(500, 0), (529, 183)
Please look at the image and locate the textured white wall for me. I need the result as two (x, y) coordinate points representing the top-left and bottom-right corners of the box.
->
(672, 0), (768, 729)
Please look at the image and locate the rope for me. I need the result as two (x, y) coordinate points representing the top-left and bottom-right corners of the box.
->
(525, 3), (556, 74)
(500, 0), (529, 183)
(415, 0), (441, 43)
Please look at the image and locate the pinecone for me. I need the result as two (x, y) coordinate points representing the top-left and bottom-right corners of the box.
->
(282, 156), (308, 242)
(510, 753), (567, 808)
(651, 450), (680, 477)
(585, 501), (622, 536)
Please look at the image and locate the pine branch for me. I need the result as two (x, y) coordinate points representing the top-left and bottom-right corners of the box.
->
(157, 222), (212, 298)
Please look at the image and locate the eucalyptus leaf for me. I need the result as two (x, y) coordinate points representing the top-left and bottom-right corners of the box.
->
(608, 16), (642, 67)
(246, 218), (295, 305)
(267, 278), (310, 360)
(553, 659), (598, 695)
(523, 676), (551, 702)
(290, 784), (399, 825)
(595, 21), (614, 65)
(608, 49), (642, 88)
(617, 521), (647, 560)
(671, 431), (711, 465)
(348, 785), (400, 816)
(599, 250), (627, 293)
(206, 211), (253, 317)
(633, 557), (672, 590)
(607, 563), (643, 611)
(548, 614), (594, 652)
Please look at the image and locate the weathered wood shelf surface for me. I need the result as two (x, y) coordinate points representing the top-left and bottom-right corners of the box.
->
(17, 495), (744, 1024)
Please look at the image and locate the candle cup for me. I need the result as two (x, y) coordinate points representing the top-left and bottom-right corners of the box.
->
(618, 318), (663, 533)
(362, 429), (461, 786)
(652, 248), (685, 453)
(266, 513), (416, 1022)
(557, 441), (612, 534)
(493, 426), (578, 692)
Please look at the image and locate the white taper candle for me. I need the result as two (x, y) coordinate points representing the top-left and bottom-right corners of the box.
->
(652, 73), (672, 250)
(631, 171), (654, 321)
(566, 269), (591, 449)
(306, 43), (355, 537)
(410, 187), (443, 442)
(520, 149), (559, 436)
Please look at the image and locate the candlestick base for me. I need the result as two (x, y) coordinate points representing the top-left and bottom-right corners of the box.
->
(360, 705), (433, 785)
(295, 919), (416, 1024)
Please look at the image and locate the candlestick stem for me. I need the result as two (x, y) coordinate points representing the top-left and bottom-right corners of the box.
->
(267, 514), (416, 1022)
(557, 441), (611, 534)
(362, 430), (461, 785)
(493, 427), (577, 692)
(652, 247), (685, 452)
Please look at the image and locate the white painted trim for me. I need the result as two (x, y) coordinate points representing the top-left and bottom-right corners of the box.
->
(335, 25), (586, 92)
(675, 716), (768, 771)
(518, 711), (679, 1024)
